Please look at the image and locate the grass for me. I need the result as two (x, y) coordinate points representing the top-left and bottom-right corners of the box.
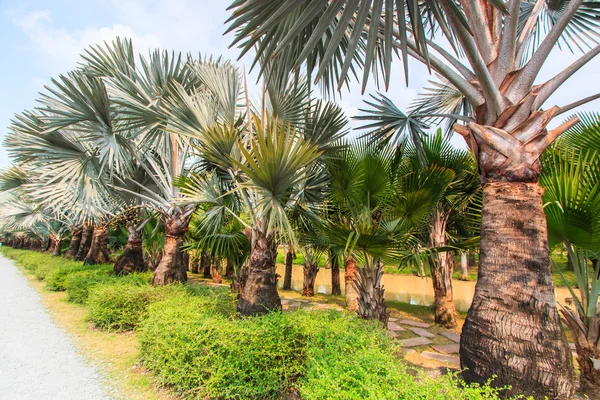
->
(2, 247), (515, 400)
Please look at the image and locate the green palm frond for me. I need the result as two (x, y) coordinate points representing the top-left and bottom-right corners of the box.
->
(556, 112), (600, 154)
(541, 148), (600, 250)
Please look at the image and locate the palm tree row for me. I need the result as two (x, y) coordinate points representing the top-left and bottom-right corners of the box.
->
(225, 0), (600, 397)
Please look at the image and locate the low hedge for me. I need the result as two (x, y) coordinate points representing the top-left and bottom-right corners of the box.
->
(139, 297), (508, 400)
(64, 267), (115, 304)
(2, 248), (511, 400)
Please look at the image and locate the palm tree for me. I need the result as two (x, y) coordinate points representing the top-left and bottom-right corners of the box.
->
(399, 131), (480, 328)
(540, 113), (600, 390)
(316, 141), (450, 321)
(226, 1), (600, 395)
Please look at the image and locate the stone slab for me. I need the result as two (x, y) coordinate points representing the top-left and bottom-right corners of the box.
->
(409, 327), (436, 338)
(399, 319), (430, 328)
(439, 331), (461, 343)
(421, 351), (460, 365)
(388, 317), (397, 322)
(387, 330), (399, 339)
(281, 299), (290, 305)
(431, 344), (460, 354)
(387, 321), (406, 332)
(399, 337), (433, 348)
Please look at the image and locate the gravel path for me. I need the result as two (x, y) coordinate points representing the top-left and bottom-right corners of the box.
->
(0, 254), (112, 400)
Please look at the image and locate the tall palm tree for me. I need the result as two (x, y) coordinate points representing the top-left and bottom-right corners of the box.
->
(316, 141), (451, 321)
(160, 57), (345, 314)
(400, 131), (480, 328)
(226, 1), (600, 395)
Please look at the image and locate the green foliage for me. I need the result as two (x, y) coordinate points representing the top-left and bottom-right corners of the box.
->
(1, 249), (81, 281)
(140, 299), (508, 400)
(45, 263), (113, 291)
(87, 279), (180, 331)
(64, 266), (114, 304)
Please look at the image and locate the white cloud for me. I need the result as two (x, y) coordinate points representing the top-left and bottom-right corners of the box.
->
(9, 8), (160, 78)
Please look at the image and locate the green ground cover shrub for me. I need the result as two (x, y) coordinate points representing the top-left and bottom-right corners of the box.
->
(1, 248), (79, 280)
(87, 278), (183, 331)
(45, 263), (112, 291)
(64, 266), (115, 304)
(140, 298), (508, 400)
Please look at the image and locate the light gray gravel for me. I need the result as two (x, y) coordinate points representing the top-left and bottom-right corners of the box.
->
(0, 254), (112, 400)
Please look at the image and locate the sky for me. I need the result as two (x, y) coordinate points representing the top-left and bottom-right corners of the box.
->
(1, 0), (599, 169)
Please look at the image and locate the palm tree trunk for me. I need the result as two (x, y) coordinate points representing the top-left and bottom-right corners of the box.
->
(331, 253), (341, 296)
(46, 235), (56, 254)
(282, 246), (293, 290)
(75, 223), (94, 261)
(84, 226), (110, 265)
(65, 226), (82, 258)
(344, 257), (359, 313)
(225, 258), (235, 278)
(152, 213), (189, 285)
(355, 261), (388, 325)
(460, 251), (469, 281)
(461, 182), (574, 398)
(211, 258), (223, 283)
(237, 230), (281, 316)
(52, 238), (63, 256)
(468, 249), (476, 268)
(301, 261), (319, 297)
(114, 225), (146, 274)
(152, 234), (187, 285)
(430, 209), (458, 328)
(189, 254), (199, 274)
(201, 251), (211, 278)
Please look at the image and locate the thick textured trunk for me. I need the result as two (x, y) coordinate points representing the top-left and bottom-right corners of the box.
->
(282, 247), (293, 290)
(430, 210), (458, 328)
(152, 213), (189, 285)
(468, 249), (476, 268)
(114, 225), (146, 275)
(66, 226), (82, 258)
(84, 226), (110, 265)
(152, 235), (187, 285)
(75, 223), (94, 261)
(46, 236), (56, 254)
(189, 254), (199, 274)
(461, 182), (574, 398)
(52, 238), (63, 256)
(231, 264), (248, 294)
(237, 231), (281, 316)
(460, 251), (469, 281)
(30, 238), (42, 251)
(201, 252), (211, 278)
(331, 253), (341, 296)
(301, 261), (319, 297)
(344, 257), (359, 313)
(211, 258), (223, 284)
(225, 258), (235, 278)
(355, 262), (389, 325)
(183, 251), (190, 272)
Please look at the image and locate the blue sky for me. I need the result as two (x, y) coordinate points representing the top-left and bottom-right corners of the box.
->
(1, 0), (599, 169)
